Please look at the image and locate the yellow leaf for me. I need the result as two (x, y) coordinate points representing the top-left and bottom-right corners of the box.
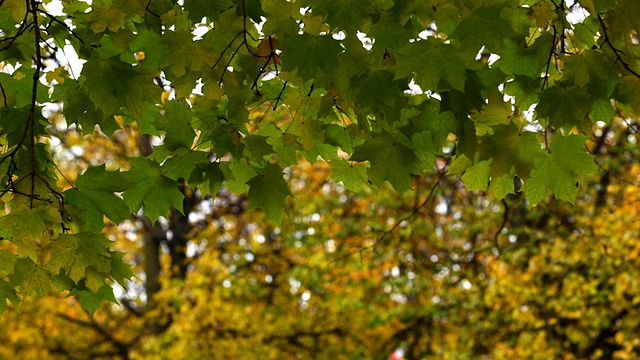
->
(45, 66), (68, 84)
(3, 0), (27, 23)
(531, 1), (555, 28)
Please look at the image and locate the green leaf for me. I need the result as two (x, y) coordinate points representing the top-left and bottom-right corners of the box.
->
(84, 266), (106, 293)
(325, 124), (359, 154)
(14, 258), (52, 296)
(351, 131), (422, 193)
(562, 51), (610, 88)
(448, 154), (473, 176)
(477, 124), (545, 182)
(281, 33), (343, 84)
(522, 134), (598, 205)
(222, 160), (256, 195)
(491, 172), (517, 199)
(469, 93), (513, 136)
(0, 279), (20, 314)
(411, 131), (438, 169)
(396, 38), (468, 91)
(495, 38), (541, 77)
(330, 160), (369, 192)
(288, 117), (325, 151)
(462, 160), (492, 192)
(153, 100), (197, 151)
(64, 165), (132, 231)
(129, 27), (167, 70)
(450, 6), (517, 53)
(69, 55), (159, 132)
(0, 251), (17, 276)
(237, 0), (265, 23)
(2, 0), (26, 23)
(162, 149), (210, 181)
(45, 233), (112, 284)
(0, 205), (61, 261)
(190, 162), (225, 195)
(69, 284), (118, 317)
(615, 76), (640, 115)
(297, 0), (372, 31)
(110, 251), (136, 288)
(122, 157), (185, 222)
(536, 86), (591, 129)
(247, 163), (291, 223)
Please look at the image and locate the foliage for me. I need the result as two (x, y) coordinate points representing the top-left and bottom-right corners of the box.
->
(2, 129), (640, 358)
(0, 0), (640, 347)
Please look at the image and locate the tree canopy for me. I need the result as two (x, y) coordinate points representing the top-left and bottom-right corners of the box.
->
(1, 0), (640, 356)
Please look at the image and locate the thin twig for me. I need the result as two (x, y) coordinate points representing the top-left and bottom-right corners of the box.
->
(272, 81), (287, 110)
(0, 82), (7, 107)
(145, 0), (160, 17)
(212, 1), (270, 86)
(542, 25), (558, 91)
(332, 158), (451, 262)
(0, 9), (31, 52)
(37, 8), (85, 44)
(211, 31), (244, 70)
(597, 13), (640, 79)
(218, 42), (244, 86)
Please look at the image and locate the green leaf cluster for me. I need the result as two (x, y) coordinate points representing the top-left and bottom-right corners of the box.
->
(1, 0), (638, 313)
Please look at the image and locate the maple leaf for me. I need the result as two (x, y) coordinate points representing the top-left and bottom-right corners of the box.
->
(153, 100), (197, 151)
(297, 0), (371, 31)
(469, 93), (513, 136)
(247, 163), (291, 223)
(615, 76), (640, 115)
(122, 157), (185, 222)
(462, 160), (492, 192)
(281, 33), (342, 84)
(129, 27), (167, 70)
(45, 233), (112, 285)
(411, 131), (438, 169)
(64, 165), (132, 231)
(0, 280), (20, 314)
(476, 124), (545, 197)
(84, 5), (127, 32)
(0, 251), (16, 276)
(494, 38), (541, 77)
(69, 284), (118, 317)
(0, 205), (61, 261)
(330, 160), (369, 192)
(2, 0), (26, 23)
(536, 86), (591, 129)
(562, 51), (610, 88)
(450, 6), (517, 53)
(396, 38), (468, 91)
(14, 259), (53, 297)
(523, 134), (597, 205)
(351, 131), (422, 193)
(109, 252), (136, 288)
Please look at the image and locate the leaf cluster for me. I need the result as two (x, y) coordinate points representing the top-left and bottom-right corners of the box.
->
(0, 0), (639, 313)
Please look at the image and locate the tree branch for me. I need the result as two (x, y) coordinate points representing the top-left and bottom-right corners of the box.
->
(597, 13), (640, 79)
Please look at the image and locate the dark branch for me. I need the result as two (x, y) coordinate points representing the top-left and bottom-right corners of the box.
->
(0, 81), (6, 107)
(37, 8), (85, 44)
(272, 80), (287, 110)
(597, 13), (640, 79)
(0, 8), (32, 52)
(145, 0), (160, 17)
